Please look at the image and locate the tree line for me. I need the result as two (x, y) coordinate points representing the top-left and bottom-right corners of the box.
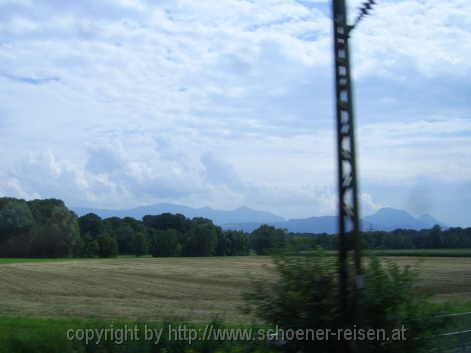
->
(1, 197), (471, 258)
(76, 212), (255, 258)
(287, 225), (471, 252)
(0, 197), (274, 258)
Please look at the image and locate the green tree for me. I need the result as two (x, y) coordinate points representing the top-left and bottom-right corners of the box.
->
(143, 213), (190, 233)
(78, 213), (103, 239)
(0, 198), (35, 257)
(150, 229), (181, 257)
(250, 225), (287, 255)
(108, 219), (135, 254)
(97, 233), (118, 258)
(219, 230), (250, 256)
(215, 231), (227, 256)
(183, 220), (218, 257)
(28, 199), (80, 258)
(132, 233), (148, 256)
(79, 235), (99, 257)
(73, 234), (101, 258)
(0, 198), (34, 241)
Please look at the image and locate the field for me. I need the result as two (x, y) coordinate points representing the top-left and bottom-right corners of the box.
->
(1, 256), (471, 323)
(367, 249), (471, 257)
(0, 257), (273, 323)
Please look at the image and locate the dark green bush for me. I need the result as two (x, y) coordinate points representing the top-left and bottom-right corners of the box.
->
(243, 253), (447, 353)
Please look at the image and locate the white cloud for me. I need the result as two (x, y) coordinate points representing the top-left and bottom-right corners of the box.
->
(0, 0), (470, 224)
(360, 193), (383, 216)
(351, 0), (471, 78)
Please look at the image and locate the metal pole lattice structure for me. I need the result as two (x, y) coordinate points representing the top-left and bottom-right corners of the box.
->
(331, 2), (377, 351)
(331, 1), (375, 345)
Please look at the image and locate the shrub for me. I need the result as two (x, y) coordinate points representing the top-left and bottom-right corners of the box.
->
(243, 253), (446, 353)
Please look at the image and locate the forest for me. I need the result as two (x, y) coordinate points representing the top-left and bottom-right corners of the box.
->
(1, 197), (470, 258)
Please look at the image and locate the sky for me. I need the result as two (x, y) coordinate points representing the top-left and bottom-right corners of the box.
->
(0, 0), (470, 226)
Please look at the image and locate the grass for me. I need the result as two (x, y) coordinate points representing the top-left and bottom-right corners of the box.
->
(0, 316), (272, 353)
(2, 249), (470, 264)
(381, 256), (471, 302)
(0, 257), (274, 323)
(0, 255), (150, 264)
(367, 249), (471, 257)
(1, 255), (471, 323)
(0, 258), (76, 264)
(295, 248), (471, 258)
(1, 314), (470, 353)
(1, 255), (471, 352)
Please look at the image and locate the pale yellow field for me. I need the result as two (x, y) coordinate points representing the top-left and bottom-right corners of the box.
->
(0, 256), (470, 323)
(381, 257), (471, 301)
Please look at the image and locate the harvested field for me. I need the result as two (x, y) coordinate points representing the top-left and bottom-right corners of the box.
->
(0, 256), (469, 322)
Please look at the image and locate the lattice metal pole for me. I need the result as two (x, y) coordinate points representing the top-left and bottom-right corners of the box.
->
(332, 0), (363, 334)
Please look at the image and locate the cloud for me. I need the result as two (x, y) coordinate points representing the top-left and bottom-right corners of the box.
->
(0, 0), (470, 225)
(351, 0), (471, 78)
(1, 72), (60, 85)
(200, 152), (244, 189)
(86, 146), (124, 174)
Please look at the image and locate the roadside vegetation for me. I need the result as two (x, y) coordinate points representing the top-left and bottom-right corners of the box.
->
(244, 253), (449, 353)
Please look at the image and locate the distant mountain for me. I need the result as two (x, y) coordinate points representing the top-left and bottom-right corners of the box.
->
(224, 216), (338, 233)
(224, 216), (377, 233)
(222, 222), (267, 233)
(71, 203), (284, 226)
(72, 204), (446, 234)
(363, 207), (446, 232)
(417, 214), (445, 229)
(224, 208), (446, 234)
(279, 216), (338, 234)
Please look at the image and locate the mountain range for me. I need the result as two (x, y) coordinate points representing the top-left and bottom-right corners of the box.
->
(72, 203), (284, 226)
(71, 204), (445, 234)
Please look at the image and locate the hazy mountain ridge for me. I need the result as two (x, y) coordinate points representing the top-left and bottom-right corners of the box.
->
(72, 204), (446, 234)
(363, 207), (445, 232)
(225, 208), (445, 233)
(72, 203), (284, 226)
(224, 217), (377, 233)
